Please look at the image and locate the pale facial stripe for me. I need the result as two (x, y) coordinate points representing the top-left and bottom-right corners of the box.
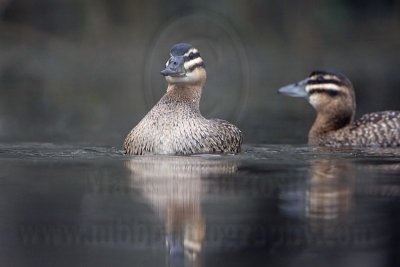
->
(305, 83), (342, 92)
(309, 74), (341, 82)
(184, 48), (198, 57)
(184, 57), (203, 70)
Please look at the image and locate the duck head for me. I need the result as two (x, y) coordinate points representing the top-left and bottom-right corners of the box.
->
(278, 70), (356, 122)
(161, 43), (206, 86)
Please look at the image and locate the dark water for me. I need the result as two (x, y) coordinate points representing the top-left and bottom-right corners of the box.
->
(0, 143), (400, 267)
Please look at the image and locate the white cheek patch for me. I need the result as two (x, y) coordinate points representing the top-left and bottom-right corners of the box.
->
(308, 94), (320, 107)
(166, 68), (205, 84)
(166, 76), (186, 83)
(167, 74), (194, 84)
(165, 60), (170, 67)
(305, 83), (341, 92)
(184, 57), (203, 70)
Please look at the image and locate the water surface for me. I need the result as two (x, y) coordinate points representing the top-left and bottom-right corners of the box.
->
(0, 143), (399, 267)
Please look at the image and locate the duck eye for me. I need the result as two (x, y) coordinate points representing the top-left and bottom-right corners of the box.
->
(327, 90), (339, 97)
(188, 52), (195, 60)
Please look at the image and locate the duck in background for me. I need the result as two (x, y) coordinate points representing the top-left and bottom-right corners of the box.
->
(279, 70), (400, 147)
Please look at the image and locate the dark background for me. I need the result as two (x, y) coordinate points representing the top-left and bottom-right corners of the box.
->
(0, 0), (399, 147)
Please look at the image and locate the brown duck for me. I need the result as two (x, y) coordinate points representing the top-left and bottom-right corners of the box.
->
(279, 70), (400, 147)
(124, 43), (242, 155)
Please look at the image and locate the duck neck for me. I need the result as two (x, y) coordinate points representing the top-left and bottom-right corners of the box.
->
(309, 111), (353, 142)
(166, 83), (203, 111)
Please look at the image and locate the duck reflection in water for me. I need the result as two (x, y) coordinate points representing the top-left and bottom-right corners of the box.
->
(306, 159), (354, 221)
(125, 156), (238, 264)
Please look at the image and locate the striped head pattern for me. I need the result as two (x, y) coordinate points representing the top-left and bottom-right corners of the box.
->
(305, 70), (355, 112)
(279, 70), (356, 117)
(161, 43), (206, 85)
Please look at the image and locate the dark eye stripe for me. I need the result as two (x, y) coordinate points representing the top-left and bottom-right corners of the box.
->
(309, 88), (341, 97)
(184, 52), (200, 61)
(307, 79), (343, 86)
(188, 62), (205, 71)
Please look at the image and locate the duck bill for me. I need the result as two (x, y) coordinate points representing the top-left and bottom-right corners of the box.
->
(161, 56), (186, 77)
(278, 78), (308, 98)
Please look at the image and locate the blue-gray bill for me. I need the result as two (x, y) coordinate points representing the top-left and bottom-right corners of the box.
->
(278, 78), (308, 98)
(161, 56), (186, 77)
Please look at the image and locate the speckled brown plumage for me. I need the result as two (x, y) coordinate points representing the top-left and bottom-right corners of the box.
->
(316, 111), (400, 147)
(279, 70), (400, 147)
(124, 86), (242, 155)
(124, 43), (242, 155)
